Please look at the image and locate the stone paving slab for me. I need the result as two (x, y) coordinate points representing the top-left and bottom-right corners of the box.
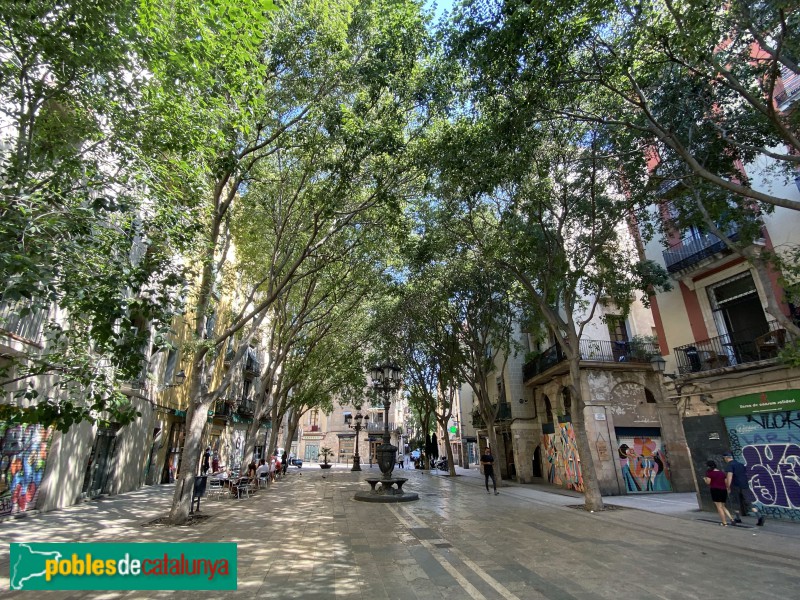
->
(1, 465), (799, 599)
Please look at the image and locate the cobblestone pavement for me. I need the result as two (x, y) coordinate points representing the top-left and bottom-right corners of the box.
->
(2, 465), (799, 599)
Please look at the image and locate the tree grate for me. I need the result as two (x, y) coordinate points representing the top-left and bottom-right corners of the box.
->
(141, 514), (213, 528)
(565, 504), (628, 511)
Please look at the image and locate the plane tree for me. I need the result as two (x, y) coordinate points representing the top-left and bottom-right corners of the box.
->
(0, 0), (195, 429)
(448, 0), (800, 210)
(151, 0), (432, 523)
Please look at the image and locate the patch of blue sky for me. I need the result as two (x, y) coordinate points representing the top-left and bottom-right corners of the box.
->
(424, 0), (456, 24)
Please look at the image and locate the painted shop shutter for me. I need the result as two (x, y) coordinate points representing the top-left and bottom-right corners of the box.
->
(724, 414), (800, 522)
(0, 423), (55, 516)
(614, 428), (672, 494)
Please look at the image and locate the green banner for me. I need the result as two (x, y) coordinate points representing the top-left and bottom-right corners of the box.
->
(717, 390), (800, 417)
(9, 543), (237, 591)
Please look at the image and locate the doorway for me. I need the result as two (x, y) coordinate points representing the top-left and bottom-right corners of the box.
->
(708, 272), (768, 364)
(161, 421), (185, 483)
(304, 444), (319, 462)
(82, 426), (119, 498)
(532, 445), (543, 478)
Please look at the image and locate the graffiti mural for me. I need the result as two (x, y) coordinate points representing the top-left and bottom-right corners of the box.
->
(0, 423), (54, 516)
(616, 435), (672, 493)
(725, 411), (800, 522)
(542, 423), (583, 492)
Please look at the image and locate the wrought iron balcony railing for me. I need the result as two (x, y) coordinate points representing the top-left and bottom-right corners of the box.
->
(523, 338), (660, 381)
(470, 402), (511, 427)
(364, 421), (396, 433)
(673, 320), (788, 375)
(238, 399), (256, 416)
(243, 357), (260, 376)
(213, 400), (234, 418)
(0, 299), (46, 343)
(776, 73), (800, 107)
(523, 343), (567, 381)
(497, 402), (511, 421)
(662, 225), (743, 274)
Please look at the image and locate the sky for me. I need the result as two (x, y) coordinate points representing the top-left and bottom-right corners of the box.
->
(425, 0), (456, 22)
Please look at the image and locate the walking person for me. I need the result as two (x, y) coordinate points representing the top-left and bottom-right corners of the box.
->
(723, 452), (764, 526)
(704, 460), (734, 526)
(201, 446), (211, 475)
(481, 447), (499, 495)
(281, 451), (288, 476)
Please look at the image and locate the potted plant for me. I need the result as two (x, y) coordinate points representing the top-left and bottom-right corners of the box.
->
(319, 447), (334, 469)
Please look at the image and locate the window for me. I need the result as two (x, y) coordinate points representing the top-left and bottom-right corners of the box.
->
(645, 388), (657, 404)
(343, 411), (352, 424)
(562, 387), (571, 417)
(543, 395), (553, 423)
(241, 379), (252, 404)
(310, 410), (319, 428)
(163, 348), (178, 384)
(497, 377), (507, 404)
(606, 316), (629, 343)
(204, 309), (217, 339)
(707, 272), (768, 339)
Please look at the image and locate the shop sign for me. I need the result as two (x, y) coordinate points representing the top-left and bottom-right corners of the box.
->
(717, 390), (800, 417)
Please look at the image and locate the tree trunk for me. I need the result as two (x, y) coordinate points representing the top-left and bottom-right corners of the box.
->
(284, 409), (301, 454)
(241, 417), (261, 467)
(168, 377), (211, 524)
(443, 435), (456, 475)
(267, 425), (281, 460)
(567, 358), (604, 511)
(484, 417), (499, 461)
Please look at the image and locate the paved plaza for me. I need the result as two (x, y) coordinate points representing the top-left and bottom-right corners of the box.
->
(2, 465), (799, 599)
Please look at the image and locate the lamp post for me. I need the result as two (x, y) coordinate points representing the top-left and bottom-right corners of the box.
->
(370, 363), (402, 480)
(346, 410), (369, 471)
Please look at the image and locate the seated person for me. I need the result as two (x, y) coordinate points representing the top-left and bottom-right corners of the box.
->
(247, 460), (257, 479)
(255, 459), (269, 484)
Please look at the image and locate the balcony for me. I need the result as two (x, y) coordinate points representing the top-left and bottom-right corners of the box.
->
(662, 225), (743, 274)
(673, 320), (789, 375)
(303, 424), (321, 433)
(523, 343), (566, 381)
(365, 421), (396, 434)
(776, 72), (800, 108)
(0, 299), (46, 344)
(523, 338), (661, 381)
(497, 401), (511, 421)
(238, 399), (256, 417)
(243, 356), (260, 377)
(470, 403), (511, 428)
(213, 400), (234, 419)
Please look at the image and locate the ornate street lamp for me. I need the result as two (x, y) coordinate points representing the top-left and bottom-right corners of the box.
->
(370, 363), (402, 480)
(346, 410), (369, 471)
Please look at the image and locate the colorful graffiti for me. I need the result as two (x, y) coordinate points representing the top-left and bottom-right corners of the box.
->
(726, 411), (800, 522)
(0, 423), (54, 516)
(616, 435), (672, 493)
(542, 423), (583, 492)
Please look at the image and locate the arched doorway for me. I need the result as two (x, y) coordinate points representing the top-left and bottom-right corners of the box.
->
(532, 445), (543, 478)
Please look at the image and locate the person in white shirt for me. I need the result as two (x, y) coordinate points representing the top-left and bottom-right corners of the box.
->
(255, 458), (269, 486)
